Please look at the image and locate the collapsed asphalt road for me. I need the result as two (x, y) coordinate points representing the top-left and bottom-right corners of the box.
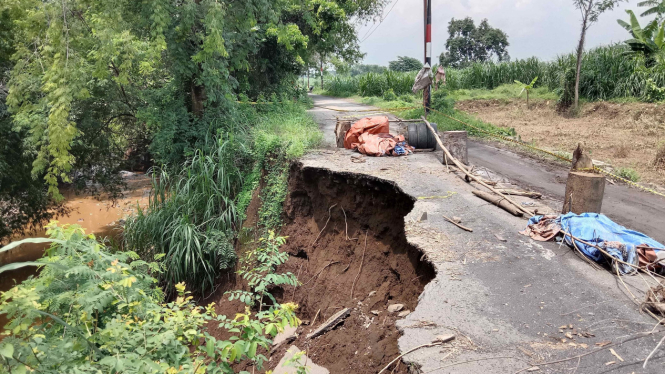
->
(303, 94), (665, 373)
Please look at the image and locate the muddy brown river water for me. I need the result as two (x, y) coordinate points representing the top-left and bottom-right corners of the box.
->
(0, 174), (151, 330)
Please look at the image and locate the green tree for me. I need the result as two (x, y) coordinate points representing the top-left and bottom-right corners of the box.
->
(438, 18), (509, 68)
(0, 8), (63, 241)
(389, 56), (423, 72)
(618, 9), (665, 66)
(571, 0), (625, 109)
(2, 0), (383, 200)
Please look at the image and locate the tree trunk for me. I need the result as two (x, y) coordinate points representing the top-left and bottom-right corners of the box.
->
(527, 90), (530, 108)
(563, 171), (605, 214)
(190, 83), (206, 118)
(307, 69), (310, 89)
(574, 1), (593, 110)
(320, 58), (324, 90)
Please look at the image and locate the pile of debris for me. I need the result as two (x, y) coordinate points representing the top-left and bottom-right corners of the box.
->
(521, 212), (665, 275)
(339, 116), (414, 157)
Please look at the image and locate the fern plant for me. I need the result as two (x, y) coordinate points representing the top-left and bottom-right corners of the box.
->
(227, 231), (299, 310)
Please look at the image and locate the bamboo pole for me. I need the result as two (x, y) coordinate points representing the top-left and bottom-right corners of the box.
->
(421, 116), (533, 217)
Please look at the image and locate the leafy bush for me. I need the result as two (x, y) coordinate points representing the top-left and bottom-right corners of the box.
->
(383, 88), (398, 101)
(556, 67), (577, 110)
(399, 94), (415, 102)
(431, 89), (456, 113)
(227, 231), (299, 309)
(0, 223), (300, 374)
(644, 78), (665, 102)
(124, 136), (243, 295)
(616, 167), (640, 182)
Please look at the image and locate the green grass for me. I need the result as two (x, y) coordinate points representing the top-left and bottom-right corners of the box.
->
(616, 167), (640, 182)
(124, 101), (321, 294)
(449, 83), (558, 102)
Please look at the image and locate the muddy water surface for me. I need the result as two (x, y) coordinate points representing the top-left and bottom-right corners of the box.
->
(0, 174), (151, 330)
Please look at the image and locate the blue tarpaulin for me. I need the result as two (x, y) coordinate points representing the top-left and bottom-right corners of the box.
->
(525, 213), (664, 274)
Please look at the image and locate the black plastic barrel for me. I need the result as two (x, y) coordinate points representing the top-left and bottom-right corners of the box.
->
(407, 122), (438, 149)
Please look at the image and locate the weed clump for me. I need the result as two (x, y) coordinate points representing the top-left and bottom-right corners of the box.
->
(616, 167), (640, 182)
(382, 88), (397, 101)
(654, 141), (665, 169)
(614, 143), (630, 158)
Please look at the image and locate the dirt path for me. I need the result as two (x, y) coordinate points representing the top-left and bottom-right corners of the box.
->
(304, 94), (665, 374)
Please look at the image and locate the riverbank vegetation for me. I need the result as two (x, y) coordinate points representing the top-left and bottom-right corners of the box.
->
(0, 0), (384, 372)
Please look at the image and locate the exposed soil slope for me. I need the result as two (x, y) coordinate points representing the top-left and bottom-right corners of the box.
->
(207, 164), (436, 374)
(270, 164), (435, 373)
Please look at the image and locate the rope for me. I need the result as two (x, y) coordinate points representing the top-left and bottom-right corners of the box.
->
(312, 104), (419, 113)
(405, 104), (665, 200)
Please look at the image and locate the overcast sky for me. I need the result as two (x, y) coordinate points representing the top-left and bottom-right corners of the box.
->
(356, 0), (643, 65)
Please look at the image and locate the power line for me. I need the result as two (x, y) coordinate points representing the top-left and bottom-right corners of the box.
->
(360, 0), (400, 43)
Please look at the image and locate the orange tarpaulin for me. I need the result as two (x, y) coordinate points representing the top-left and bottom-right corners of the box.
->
(344, 116), (390, 149)
(356, 133), (397, 156)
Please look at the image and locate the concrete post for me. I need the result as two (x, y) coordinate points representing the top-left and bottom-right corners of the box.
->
(442, 131), (468, 165)
(562, 171), (605, 214)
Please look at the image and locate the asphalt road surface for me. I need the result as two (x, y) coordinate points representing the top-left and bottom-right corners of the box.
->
(305, 94), (665, 374)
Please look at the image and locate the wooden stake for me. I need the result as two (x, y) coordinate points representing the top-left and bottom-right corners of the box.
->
(442, 214), (473, 232)
(420, 116), (532, 216)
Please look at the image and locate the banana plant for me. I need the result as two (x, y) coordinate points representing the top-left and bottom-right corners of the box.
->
(515, 76), (538, 108)
(618, 10), (665, 67)
(637, 0), (665, 19)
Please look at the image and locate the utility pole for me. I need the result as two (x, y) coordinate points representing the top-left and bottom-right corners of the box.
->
(424, 0), (432, 114)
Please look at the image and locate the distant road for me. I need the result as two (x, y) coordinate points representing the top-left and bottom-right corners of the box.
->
(309, 94), (665, 244)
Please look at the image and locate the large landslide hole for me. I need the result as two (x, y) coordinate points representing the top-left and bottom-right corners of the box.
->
(270, 164), (436, 374)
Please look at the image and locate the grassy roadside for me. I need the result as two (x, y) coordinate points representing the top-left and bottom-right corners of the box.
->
(236, 103), (322, 229)
(336, 91), (518, 139)
(123, 100), (322, 295)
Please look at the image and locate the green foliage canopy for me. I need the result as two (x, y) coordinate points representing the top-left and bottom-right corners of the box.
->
(388, 56), (423, 72)
(2, 0), (383, 200)
(0, 223), (301, 373)
(439, 18), (510, 68)
(618, 10), (665, 66)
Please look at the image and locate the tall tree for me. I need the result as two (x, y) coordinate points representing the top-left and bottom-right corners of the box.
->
(388, 56), (423, 72)
(0, 9), (63, 241)
(571, 0), (624, 109)
(2, 0), (383, 200)
(438, 18), (509, 68)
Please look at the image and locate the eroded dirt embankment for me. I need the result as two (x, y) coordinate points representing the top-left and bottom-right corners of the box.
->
(268, 164), (436, 373)
(208, 163), (436, 373)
